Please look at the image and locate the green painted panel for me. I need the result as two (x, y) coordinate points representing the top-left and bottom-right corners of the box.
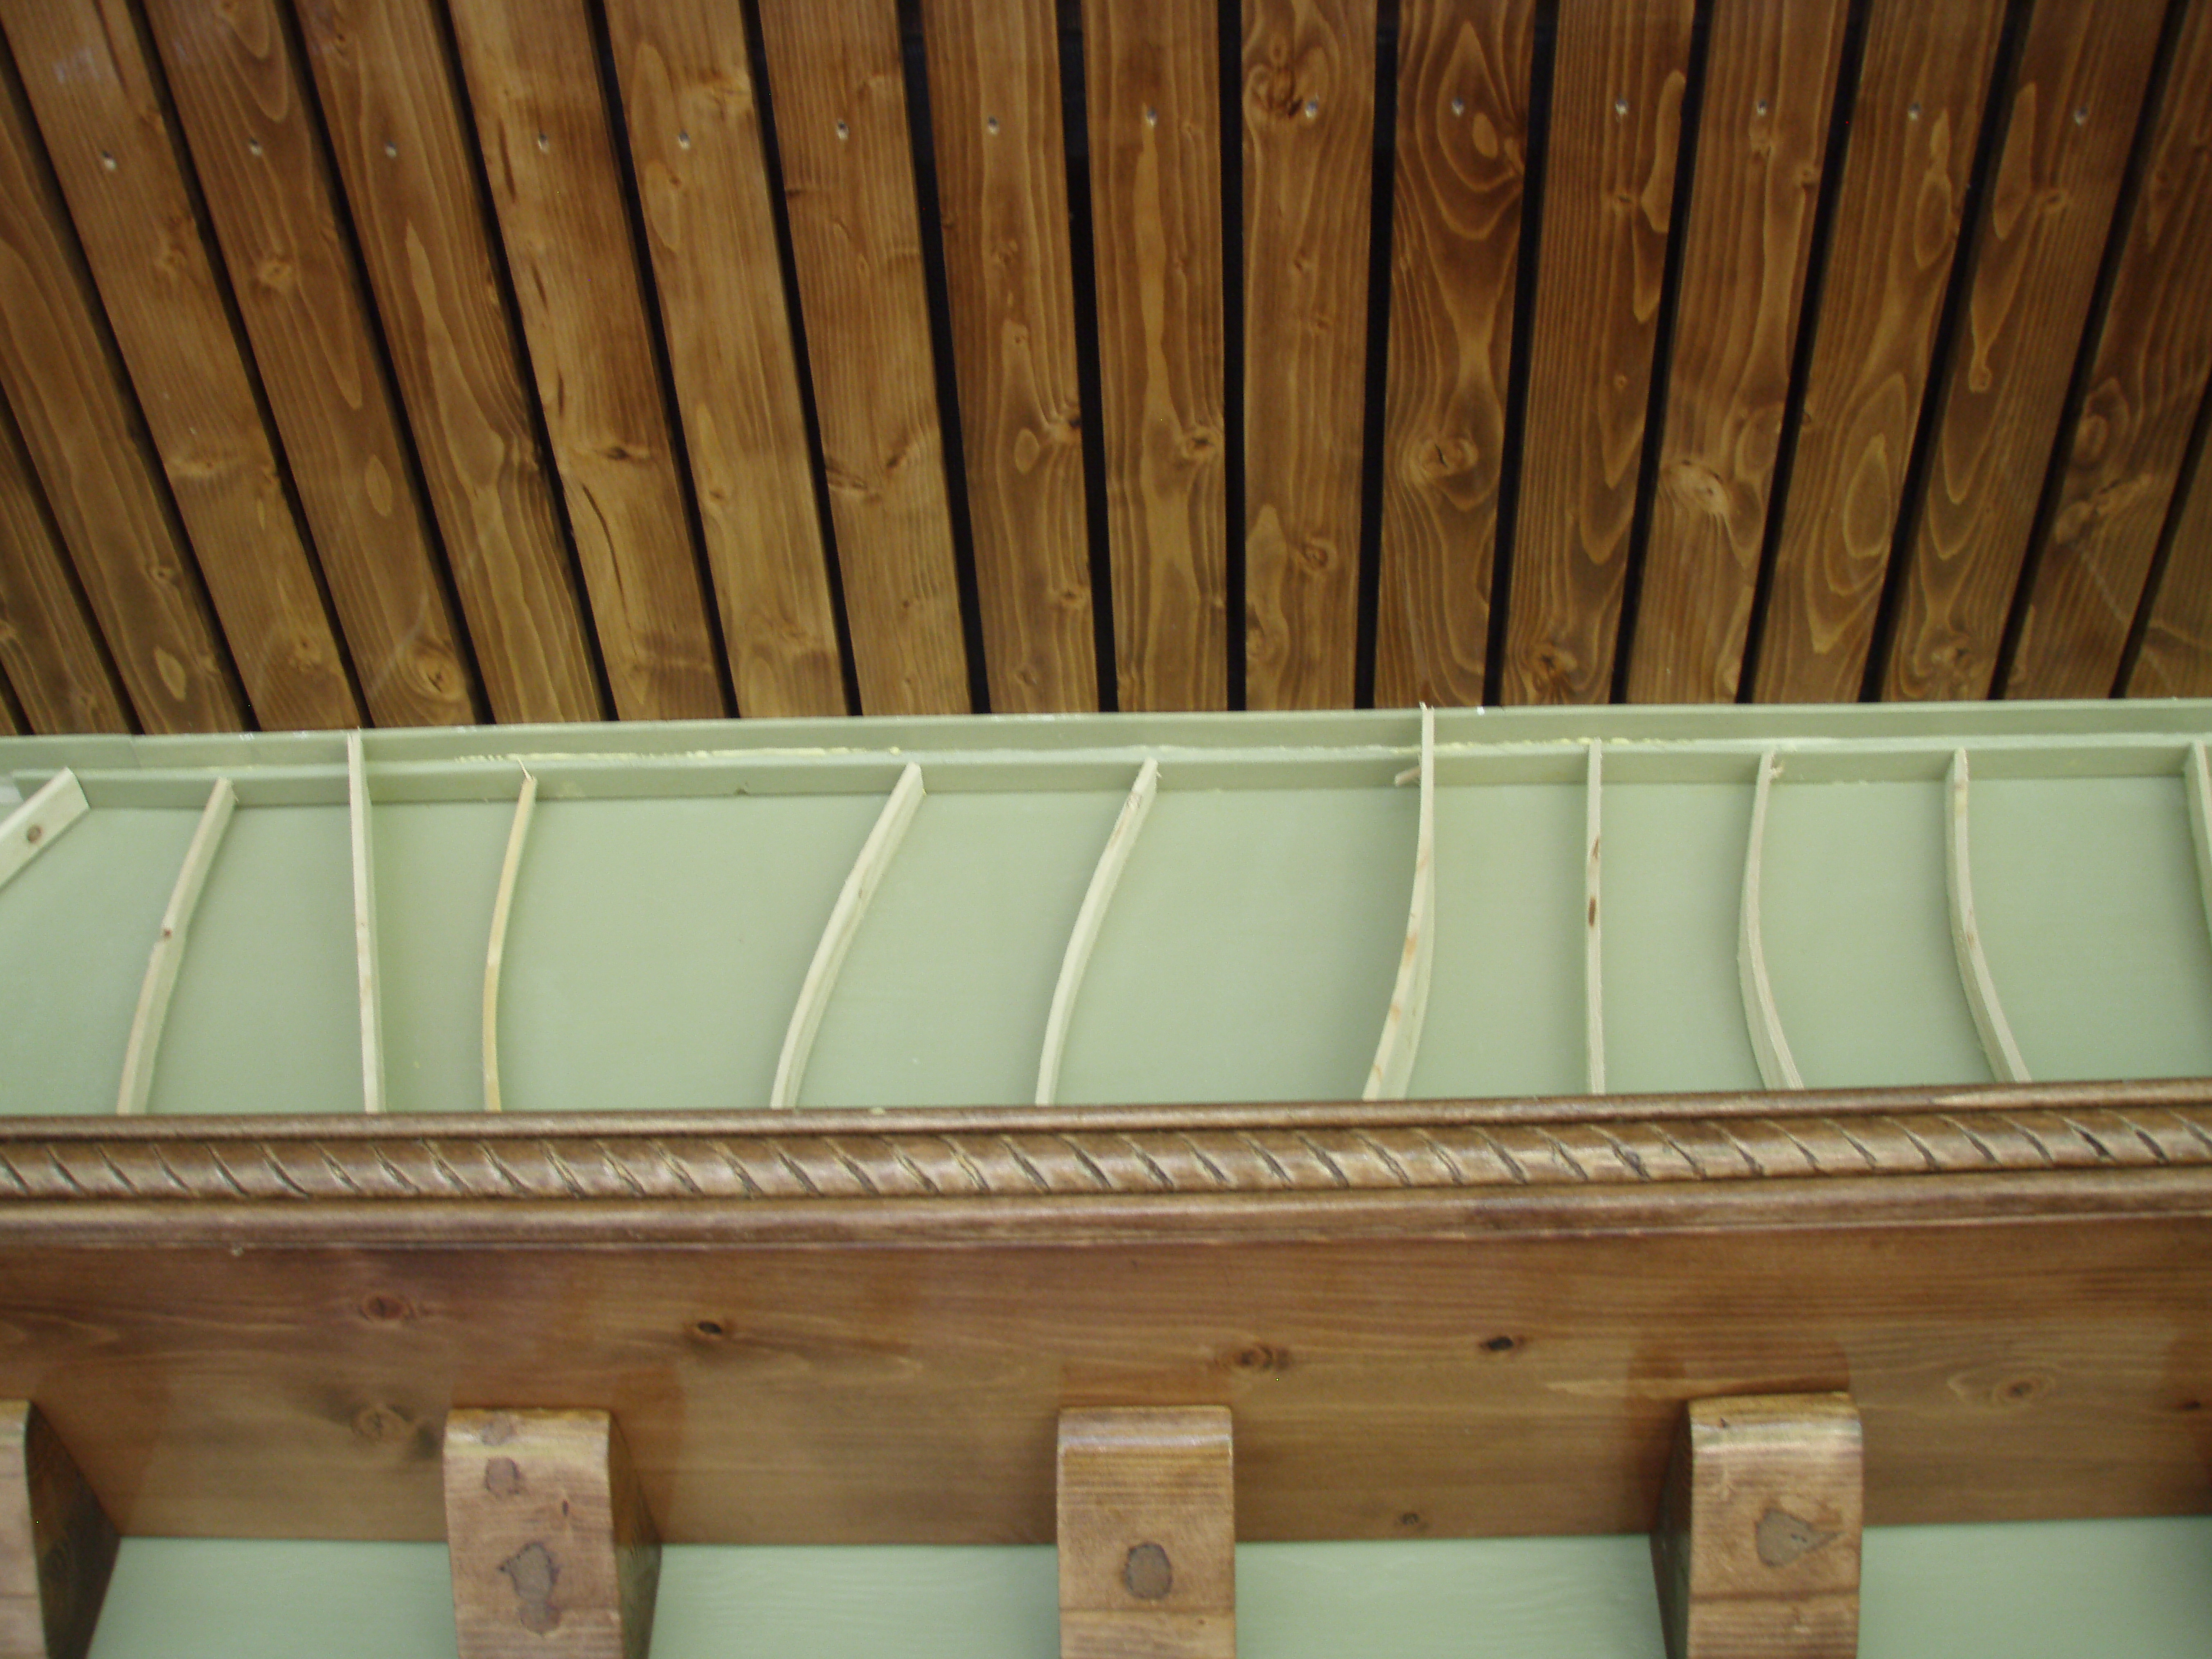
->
(374, 802), (512, 1114)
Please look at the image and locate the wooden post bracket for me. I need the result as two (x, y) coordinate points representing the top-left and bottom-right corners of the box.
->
(1652, 1393), (1863, 1659)
(0, 1403), (117, 1659)
(1058, 1407), (1234, 1659)
(443, 1408), (659, 1659)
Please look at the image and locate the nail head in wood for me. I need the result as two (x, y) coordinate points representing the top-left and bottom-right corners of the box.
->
(1058, 1407), (1233, 1659)
(0, 1403), (117, 1659)
(1652, 1393), (1862, 1659)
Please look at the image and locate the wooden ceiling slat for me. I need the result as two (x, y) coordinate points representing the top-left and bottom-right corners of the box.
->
(0, 395), (130, 734)
(603, 0), (848, 721)
(143, 0), (475, 729)
(2125, 404), (2212, 696)
(1624, 0), (1851, 705)
(921, 0), (1098, 715)
(0, 0), (356, 732)
(446, 0), (725, 722)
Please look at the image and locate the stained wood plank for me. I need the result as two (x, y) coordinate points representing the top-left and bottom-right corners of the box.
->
(1081, 0), (1228, 711)
(1499, 0), (1695, 704)
(2008, 0), (2212, 700)
(1058, 1408), (1235, 1659)
(0, 396), (130, 734)
(0, 678), (15, 734)
(1752, 0), (2006, 703)
(0, 1401), (117, 1659)
(1372, 0), (1537, 709)
(143, 0), (473, 729)
(1626, 0), (1851, 703)
(603, 0), (845, 721)
(295, 0), (603, 727)
(752, 0), (970, 716)
(1241, 0), (1377, 709)
(920, 0), (1095, 714)
(1884, 0), (2168, 702)
(446, 0), (724, 721)
(2127, 415), (2212, 694)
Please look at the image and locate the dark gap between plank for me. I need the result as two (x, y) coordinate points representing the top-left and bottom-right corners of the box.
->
(1057, 0), (1120, 711)
(2113, 376), (2212, 695)
(1220, 0), (1247, 709)
(0, 648), (23, 733)
(1352, 0), (1402, 709)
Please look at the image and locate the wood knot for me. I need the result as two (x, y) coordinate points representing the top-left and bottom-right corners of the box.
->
(499, 1540), (561, 1633)
(1482, 1334), (1519, 1354)
(483, 1456), (524, 1498)
(358, 1292), (413, 1323)
(1123, 1542), (1172, 1601)
(1755, 1506), (1838, 1568)
(1229, 1341), (1290, 1372)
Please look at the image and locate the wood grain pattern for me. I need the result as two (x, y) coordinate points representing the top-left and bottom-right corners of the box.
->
(1753, 0), (2005, 703)
(921, 0), (1095, 714)
(0, 396), (130, 733)
(0, 1402), (117, 1659)
(1058, 1408), (1234, 1659)
(752, 0), (970, 716)
(2007, 0), (2212, 699)
(1625, 0), (1850, 703)
(446, 0), (723, 721)
(1082, 0), (1227, 710)
(1242, 0), (1376, 709)
(604, 0), (845, 721)
(0, 676), (15, 734)
(0, 0), (352, 730)
(295, 0), (602, 727)
(2128, 415), (2212, 694)
(1500, 0), (1695, 704)
(143, 0), (473, 728)
(1372, 0), (1536, 709)
(1884, 0), (2168, 701)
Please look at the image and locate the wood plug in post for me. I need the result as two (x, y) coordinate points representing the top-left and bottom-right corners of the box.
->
(1058, 1406), (1234, 1659)
(0, 1403), (117, 1659)
(1652, 1393), (1862, 1659)
(443, 1409), (658, 1659)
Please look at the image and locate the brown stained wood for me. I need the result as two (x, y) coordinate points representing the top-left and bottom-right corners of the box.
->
(603, 0), (844, 721)
(142, 0), (473, 729)
(0, 2), (348, 731)
(920, 0), (1096, 714)
(1652, 1395), (1861, 1659)
(446, 0), (724, 722)
(1058, 1408), (1234, 1659)
(1372, 0), (1535, 709)
(1753, 0), (2006, 703)
(0, 680), (16, 734)
(295, 0), (602, 727)
(2130, 421), (2212, 694)
(444, 1410), (657, 1659)
(2008, 0), (2212, 699)
(0, 1403), (117, 1659)
(1499, 0), (1695, 704)
(1884, 0), (2168, 702)
(1242, 0), (1376, 710)
(1082, 0), (1228, 711)
(1625, 0), (1850, 705)
(752, 0), (970, 717)
(0, 399), (129, 734)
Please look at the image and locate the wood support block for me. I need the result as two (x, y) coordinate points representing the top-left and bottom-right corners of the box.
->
(443, 1410), (658, 1659)
(1653, 1393), (1863, 1659)
(1058, 1407), (1234, 1659)
(0, 1403), (117, 1659)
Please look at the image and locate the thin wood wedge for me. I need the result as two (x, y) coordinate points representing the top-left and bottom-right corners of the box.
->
(2185, 742), (2212, 955)
(348, 733), (385, 1114)
(482, 770), (538, 1114)
(1037, 758), (1160, 1105)
(0, 770), (86, 895)
(1586, 739), (1606, 1094)
(117, 778), (235, 1115)
(1737, 750), (1802, 1089)
(1366, 706), (1436, 1100)
(1946, 750), (2030, 1082)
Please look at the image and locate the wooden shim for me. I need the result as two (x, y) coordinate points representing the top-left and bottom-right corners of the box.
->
(2009, 0), (2212, 698)
(0, 0), (358, 732)
(348, 733), (385, 1114)
(0, 771), (86, 897)
(1737, 750), (1802, 1090)
(603, 0), (846, 721)
(1364, 707), (1434, 1100)
(443, 1408), (658, 1659)
(2129, 416), (2212, 696)
(1058, 1407), (1234, 1659)
(920, 0), (1097, 714)
(1036, 758), (1160, 1105)
(1625, 0), (1851, 704)
(116, 778), (236, 1118)
(480, 771), (537, 1115)
(1500, 0), (1696, 704)
(0, 397), (129, 734)
(446, 0), (724, 723)
(1884, 0), (2169, 702)
(1082, 0), (1228, 711)
(1242, 0), (1377, 709)
(141, 0), (475, 729)
(1586, 739), (1605, 1093)
(0, 1402), (117, 1659)
(1753, 0), (2006, 703)
(1374, 0), (1538, 709)
(1652, 1394), (1862, 1659)
(752, 0), (971, 717)
(295, 0), (603, 727)
(2187, 743), (2212, 961)
(769, 763), (925, 1108)
(1945, 750), (2029, 1083)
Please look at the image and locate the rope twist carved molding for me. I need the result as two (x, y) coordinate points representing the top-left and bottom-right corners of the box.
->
(1, 1104), (2207, 1205)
